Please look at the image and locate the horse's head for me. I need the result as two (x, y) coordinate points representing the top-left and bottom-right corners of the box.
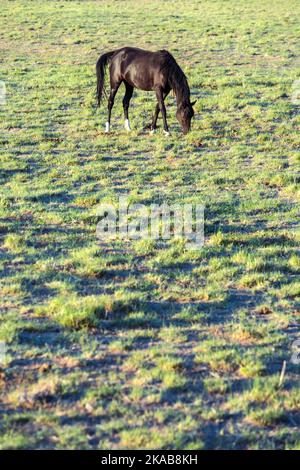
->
(176, 100), (196, 134)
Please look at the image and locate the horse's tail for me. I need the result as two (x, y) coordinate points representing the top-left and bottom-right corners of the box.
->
(96, 50), (116, 106)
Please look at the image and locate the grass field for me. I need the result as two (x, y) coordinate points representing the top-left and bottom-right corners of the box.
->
(0, 0), (299, 450)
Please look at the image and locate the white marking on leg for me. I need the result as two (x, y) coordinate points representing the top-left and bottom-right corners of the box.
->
(105, 122), (110, 133)
(150, 129), (156, 134)
(163, 130), (170, 136)
(124, 119), (131, 131)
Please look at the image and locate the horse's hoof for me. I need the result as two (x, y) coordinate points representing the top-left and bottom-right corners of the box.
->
(163, 130), (170, 136)
(124, 119), (131, 132)
(149, 129), (156, 134)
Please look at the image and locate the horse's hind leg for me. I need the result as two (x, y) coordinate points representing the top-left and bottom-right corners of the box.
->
(123, 82), (133, 131)
(105, 79), (121, 133)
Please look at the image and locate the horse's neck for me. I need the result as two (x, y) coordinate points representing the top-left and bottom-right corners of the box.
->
(174, 79), (190, 108)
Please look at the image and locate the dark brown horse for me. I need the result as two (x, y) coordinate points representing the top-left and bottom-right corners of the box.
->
(96, 47), (196, 135)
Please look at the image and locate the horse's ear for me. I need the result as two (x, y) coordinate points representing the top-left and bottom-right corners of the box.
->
(190, 100), (197, 106)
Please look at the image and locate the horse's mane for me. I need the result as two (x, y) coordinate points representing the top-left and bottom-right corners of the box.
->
(158, 50), (190, 106)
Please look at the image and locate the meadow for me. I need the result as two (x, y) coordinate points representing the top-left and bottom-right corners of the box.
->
(0, 0), (299, 450)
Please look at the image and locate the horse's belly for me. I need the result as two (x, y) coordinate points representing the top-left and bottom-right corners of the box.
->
(123, 67), (154, 91)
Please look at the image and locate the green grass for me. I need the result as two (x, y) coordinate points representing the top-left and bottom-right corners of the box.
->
(0, 0), (299, 450)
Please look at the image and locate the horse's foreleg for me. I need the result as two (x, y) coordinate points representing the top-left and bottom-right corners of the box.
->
(105, 82), (121, 133)
(150, 103), (160, 133)
(154, 88), (170, 135)
(123, 82), (134, 131)
(151, 89), (170, 133)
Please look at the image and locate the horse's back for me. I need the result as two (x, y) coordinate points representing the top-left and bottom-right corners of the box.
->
(114, 47), (174, 64)
(111, 47), (173, 91)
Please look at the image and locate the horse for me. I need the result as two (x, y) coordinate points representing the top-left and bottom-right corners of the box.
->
(96, 47), (196, 135)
